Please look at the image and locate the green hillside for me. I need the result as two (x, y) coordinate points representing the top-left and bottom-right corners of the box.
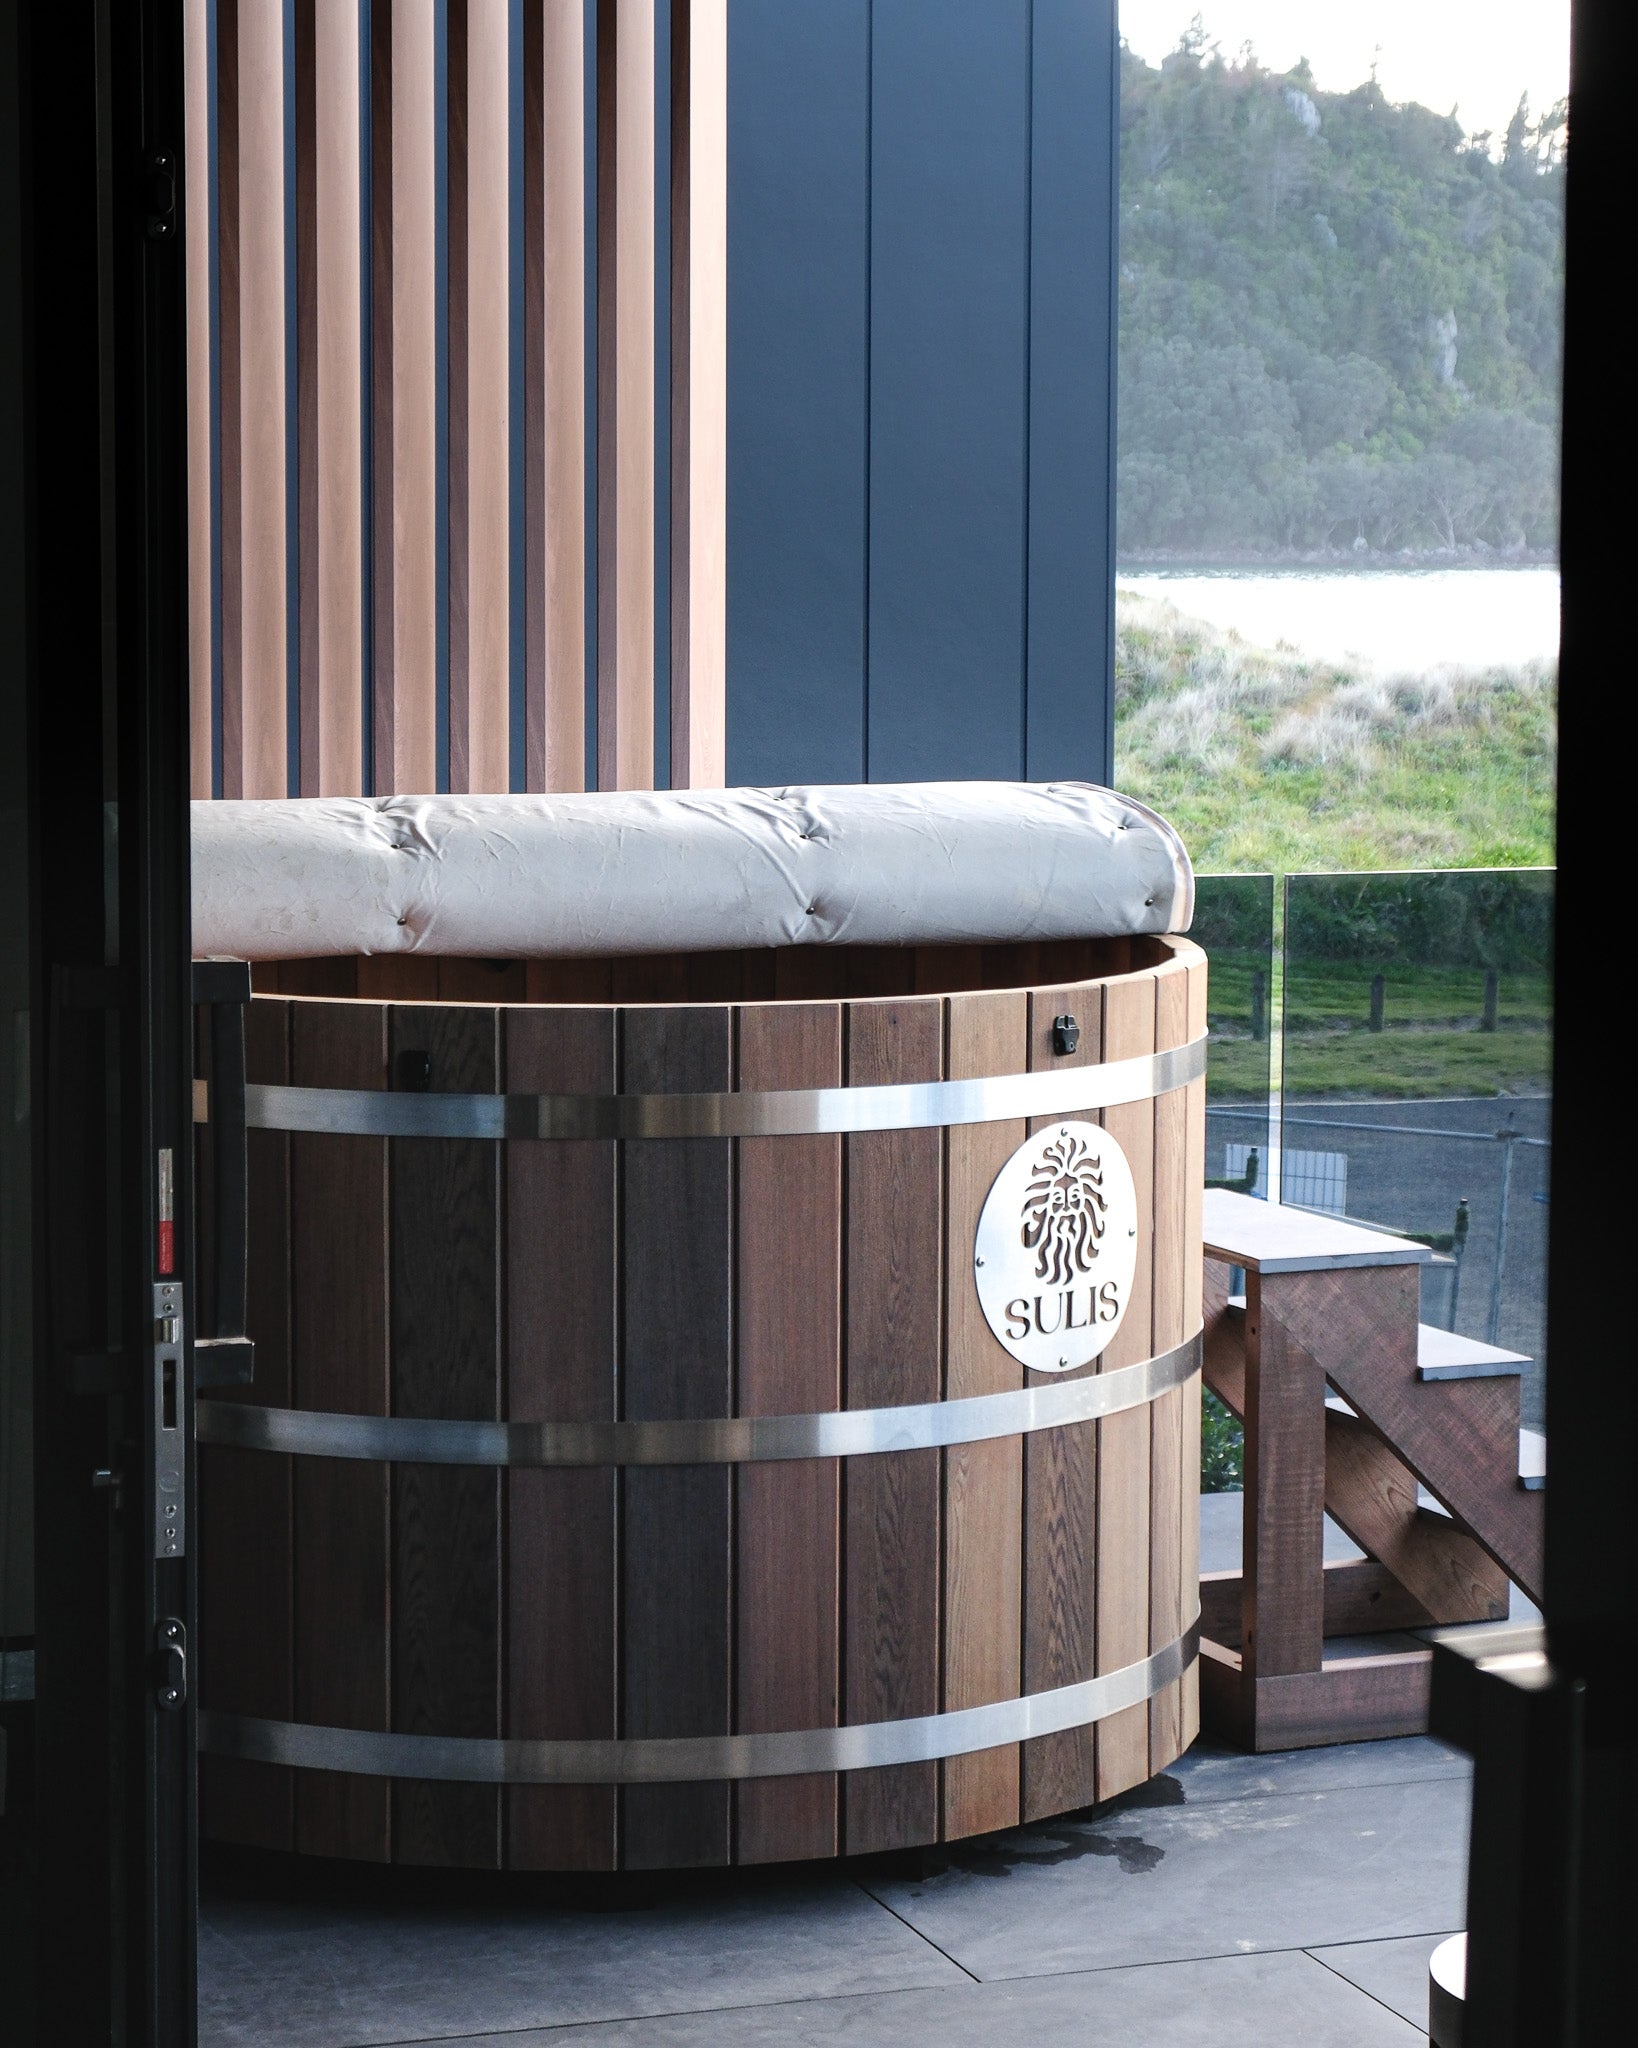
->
(1118, 30), (1564, 557)
(1114, 589), (1556, 873)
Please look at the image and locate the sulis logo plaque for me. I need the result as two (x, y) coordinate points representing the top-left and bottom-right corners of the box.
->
(973, 1120), (1139, 1374)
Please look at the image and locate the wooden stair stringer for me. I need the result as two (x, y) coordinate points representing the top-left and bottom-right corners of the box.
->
(1323, 1409), (1510, 1626)
(1260, 1267), (1544, 1608)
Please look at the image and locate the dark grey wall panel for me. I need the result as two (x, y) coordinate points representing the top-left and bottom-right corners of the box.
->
(725, 1), (871, 787)
(1026, 0), (1117, 783)
(866, 0), (1031, 782)
(725, 0), (1116, 791)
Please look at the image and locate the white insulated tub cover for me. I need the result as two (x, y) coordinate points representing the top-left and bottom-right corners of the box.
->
(191, 782), (1194, 961)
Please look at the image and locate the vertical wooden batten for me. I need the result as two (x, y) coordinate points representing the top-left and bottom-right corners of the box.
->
(309, 0), (366, 795)
(216, 1), (244, 795)
(527, 0), (588, 791)
(596, 0), (655, 790)
(389, 0), (440, 794)
(668, 0), (726, 789)
(236, 0), (292, 797)
(446, 2), (470, 789)
(184, 0), (215, 798)
(461, 0), (512, 792)
(296, 0), (320, 794)
(193, 6), (723, 798)
(370, 0), (395, 793)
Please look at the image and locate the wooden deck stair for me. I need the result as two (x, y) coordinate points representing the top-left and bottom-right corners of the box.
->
(1198, 1190), (1543, 1751)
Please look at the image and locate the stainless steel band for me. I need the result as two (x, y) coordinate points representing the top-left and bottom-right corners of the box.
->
(244, 1033), (1206, 1141)
(197, 1332), (1200, 1467)
(199, 1619), (1199, 1783)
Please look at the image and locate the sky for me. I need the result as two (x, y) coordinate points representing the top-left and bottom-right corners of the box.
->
(1118, 2), (1571, 141)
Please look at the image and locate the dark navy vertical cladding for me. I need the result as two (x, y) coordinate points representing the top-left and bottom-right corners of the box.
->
(284, 0), (301, 793)
(651, 0), (670, 788)
(583, 0), (597, 790)
(1026, 0), (1116, 786)
(208, 0), (224, 798)
(433, 0), (450, 793)
(359, 0), (375, 795)
(724, 0), (870, 789)
(866, 0), (1031, 784)
(507, 0), (525, 791)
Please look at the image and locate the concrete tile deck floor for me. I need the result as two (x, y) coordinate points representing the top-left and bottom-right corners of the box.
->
(198, 1497), (1490, 2047)
(198, 1733), (1468, 2046)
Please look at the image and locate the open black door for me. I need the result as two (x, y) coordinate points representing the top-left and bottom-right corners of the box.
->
(2, 2), (197, 2040)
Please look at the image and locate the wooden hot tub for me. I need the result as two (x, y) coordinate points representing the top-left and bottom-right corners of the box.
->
(192, 789), (1205, 1870)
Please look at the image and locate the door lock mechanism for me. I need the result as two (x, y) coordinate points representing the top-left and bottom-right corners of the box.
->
(155, 1618), (186, 1710)
(152, 1279), (186, 1559)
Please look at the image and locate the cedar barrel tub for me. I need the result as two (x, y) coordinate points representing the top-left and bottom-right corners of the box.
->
(192, 784), (1206, 1869)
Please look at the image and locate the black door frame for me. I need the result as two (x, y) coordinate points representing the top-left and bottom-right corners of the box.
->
(6, 1), (195, 2039)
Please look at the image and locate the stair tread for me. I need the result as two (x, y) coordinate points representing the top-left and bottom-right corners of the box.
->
(1204, 1190), (1429, 1273)
(1417, 1324), (1530, 1380)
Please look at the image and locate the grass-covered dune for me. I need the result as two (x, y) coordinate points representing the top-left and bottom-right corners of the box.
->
(1115, 588), (1557, 873)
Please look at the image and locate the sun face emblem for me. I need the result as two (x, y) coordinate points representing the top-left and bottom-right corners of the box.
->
(1020, 1132), (1108, 1286)
(972, 1119), (1138, 1373)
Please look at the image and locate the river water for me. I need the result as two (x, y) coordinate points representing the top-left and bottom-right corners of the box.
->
(1116, 564), (1560, 673)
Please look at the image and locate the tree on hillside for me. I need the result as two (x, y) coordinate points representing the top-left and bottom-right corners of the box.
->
(1117, 33), (1565, 557)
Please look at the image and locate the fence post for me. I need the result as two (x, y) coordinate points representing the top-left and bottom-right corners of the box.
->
(1369, 972), (1385, 1032)
(1482, 967), (1499, 1033)
(1249, 968), (1266, 1043)
(1487, 1140), (1515, 1345)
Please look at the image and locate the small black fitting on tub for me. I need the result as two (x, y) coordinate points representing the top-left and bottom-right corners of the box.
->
(395, 1049), (433, 1092)
(1051, 1014), (1080, 1056)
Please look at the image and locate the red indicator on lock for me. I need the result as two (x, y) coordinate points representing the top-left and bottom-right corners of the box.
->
(157, 1147), (175, 1275)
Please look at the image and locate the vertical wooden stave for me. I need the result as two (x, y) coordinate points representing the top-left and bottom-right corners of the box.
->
(1181, 947), (1208, 1750)
(735, 1001), (842, 1863)
(621, 1005), (733, 1867)
(291, 999), (392, 1862)
(1096, 966), (1158, 1801)
(1147, 952), (1190, 1773)
(200, 999), (294, 1847)
(1020, 979), (1105, 1821)
(941, 989), (1027, 1841)
(843, 998), (943, 1854)
(389, 1004), (503, 1867)
(503, 1005), (619, 1869)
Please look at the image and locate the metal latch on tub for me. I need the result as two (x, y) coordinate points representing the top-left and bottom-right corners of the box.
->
(153, 1280), (185, 1560)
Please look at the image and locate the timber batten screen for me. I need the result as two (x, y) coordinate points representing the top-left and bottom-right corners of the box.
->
(183, 0), (727, 800)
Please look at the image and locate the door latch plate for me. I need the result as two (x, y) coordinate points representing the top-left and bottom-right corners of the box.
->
(153, 1279), (185, 1559)
(155, 1618), (186, 1710)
